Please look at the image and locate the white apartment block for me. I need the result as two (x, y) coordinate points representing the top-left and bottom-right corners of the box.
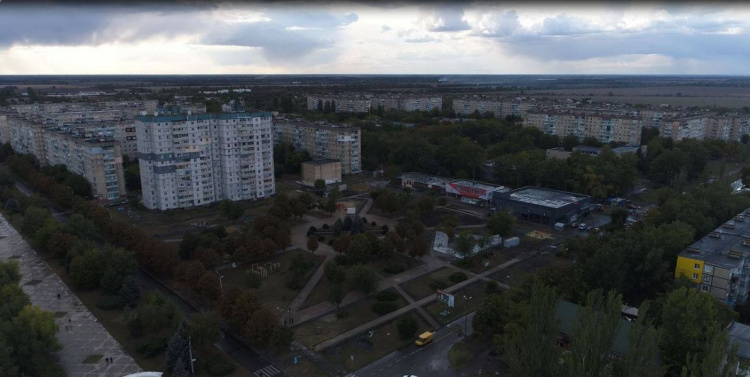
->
(306, 94), (442, 113)
(452, 98), (534, 118)
(660, 117), (708, 141)
(4, 117), (127, 201)
(135, 112), (275, 211)
(274, 120), (361, 174)
(523, 112), (642, 146)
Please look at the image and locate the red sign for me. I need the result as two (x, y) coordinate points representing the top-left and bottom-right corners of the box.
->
(447, 182), (487, 199)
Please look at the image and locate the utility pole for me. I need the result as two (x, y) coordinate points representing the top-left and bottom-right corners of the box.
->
(462, 295), (472, 339)
(215, 270), (224, 293)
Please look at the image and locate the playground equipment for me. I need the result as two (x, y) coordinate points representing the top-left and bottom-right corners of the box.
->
(249, 262), (284, 278)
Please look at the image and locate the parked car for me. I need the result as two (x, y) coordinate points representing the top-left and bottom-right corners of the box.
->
(578, 223), (587, 231)
(571, 222), (579, 228)
(586, 226), (592, 231)
(415, 331), (434, 346)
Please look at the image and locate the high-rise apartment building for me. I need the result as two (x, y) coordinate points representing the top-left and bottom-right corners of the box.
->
(135, 112), (275, 211)
(306, 94), (443, 113)
(273, 120), (361, 174)
(523, 112), (642, 145)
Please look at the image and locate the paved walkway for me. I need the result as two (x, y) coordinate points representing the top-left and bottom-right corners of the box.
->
(394, 285), (441, 330)
(0, 213), (142, 377)
(311, 257), (519, 352)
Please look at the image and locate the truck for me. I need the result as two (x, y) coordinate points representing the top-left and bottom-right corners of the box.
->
(415, 331), (434, 346)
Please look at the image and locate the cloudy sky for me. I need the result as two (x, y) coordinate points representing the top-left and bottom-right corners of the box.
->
(0, 1), (749, 75)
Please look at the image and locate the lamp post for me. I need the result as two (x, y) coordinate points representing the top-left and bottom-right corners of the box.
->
(215, 271), (224, 293)
(462, 295), (472, 339)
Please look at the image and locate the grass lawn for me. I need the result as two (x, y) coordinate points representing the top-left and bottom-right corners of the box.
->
(294, 294), (409, 349)
(320, 311), (430, 372)
(220, 249), (326, 311)
(456, 248), (524, 274)
(423, 282), (493, 326)
(283, 357), (330, 377)
(400, 267), (463, 301)
(489, 253), (570, 286)
(369, 253), (423, 277)
(448, 342), (476, 371)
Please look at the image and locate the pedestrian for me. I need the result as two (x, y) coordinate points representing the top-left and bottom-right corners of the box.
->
(68, 318), (71, 323)
(57, 293), (60, 299)
(105, 357), (108, 365)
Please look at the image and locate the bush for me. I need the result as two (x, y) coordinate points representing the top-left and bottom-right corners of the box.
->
(335, 310), (350, 319)
(361, 217), (368, 224)
(137, 337), (167, 358)
(397, 315), (418, 340)
(328, 239), (334, 246)
(285, 275), (305, 290)
(244, 272), (262, 289)
(438, 197), (448, 206)
(322, 223), (330, 230)
(449, 272), (468, 283)
(376, 290), (400, 302)
(381, 225), (389, 233)
(371, 221), (377, 226)
(333, 254), (352, 266)
(382, 263), (405, 275)
(128, 316), (144, 338)
(372, 301), (399, 315)
(308, 226), (317, 234)
(96, 295), (123, 310)
(205, 354), (236, 376)
(318, 236), (325, 242)
(429, 279), (448, 290)
(485, 280), (499, 295)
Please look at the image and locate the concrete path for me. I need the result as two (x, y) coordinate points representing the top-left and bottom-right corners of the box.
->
(312, 258), (518, 352)
(394, 285), (441, 330)
(0, 213), (142, 377)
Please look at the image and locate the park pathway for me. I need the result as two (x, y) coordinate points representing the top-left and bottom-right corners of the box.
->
(0, 213), (142, 377)
(393, 285), (441, 330)
(310, 257), (518, 352)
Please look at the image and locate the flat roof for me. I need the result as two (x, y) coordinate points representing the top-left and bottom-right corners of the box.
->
(303, 159), (340, 166)
(612, 146), (641, 152)
(135, 112), (272, 122)
(400, 172), (452, 186)
(450, 180), (508, 192)
(678, 209), (750, 269)
(506, 187), (590, 209)
(729, 321), (750, 360)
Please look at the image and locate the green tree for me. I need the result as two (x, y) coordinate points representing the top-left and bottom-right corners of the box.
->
(323, 262), (346, 285)
(439, 214), (460, 239)
(119, 276), (140, 308)
(416, 195), (435, 215)
(618, 301), (666, 377)
(502, 282), (560, 377)
(487, 211), (515, 237)
(397, 315), (419, 340)
(681, 324), (737, 377)
(69, 249), (106, 289)
(563, 290), (623, 377)
(472, 294), (509, 339)
(64, 213), (98, 240)
(244, 309), (277, 347)
(270, 326), (294, 352)
(375, 190), (399, 214)
(164, 321), (189, 372)
(454, 231), (476, 258)
(329, 283), (345, 311)
(21, 206), (50, 236)
(306, 235), (319, 253)
(352, 265), (380, 295)
(314, 179), (326, 189)
(188, 312), (221, 352)
(219, 199), (244, 221)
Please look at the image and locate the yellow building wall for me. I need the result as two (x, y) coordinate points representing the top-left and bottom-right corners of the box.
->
(675, 256), (703, 283)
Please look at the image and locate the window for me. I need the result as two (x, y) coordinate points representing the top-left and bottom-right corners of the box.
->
(692, 273), (698, 280)
(703, 275), (711, 283)
(701, 285), (709, 292)
(704, 265), (714, 274)
(694, 263), (700, 269)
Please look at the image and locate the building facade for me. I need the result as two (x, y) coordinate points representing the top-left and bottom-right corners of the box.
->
(306, 94), (442, 113)
(136, 112), (275, 211)
(301, 159), (342, 186)
(492, 186), (592, 225)
(675, 209), (750, 307)
(523, 112), (642, 146)
(273, 120), (361, 174)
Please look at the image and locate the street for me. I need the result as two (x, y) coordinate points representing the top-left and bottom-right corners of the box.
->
(351, 313), (475, 377)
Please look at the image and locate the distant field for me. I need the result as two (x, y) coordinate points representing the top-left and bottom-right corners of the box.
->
(522, 86), (750, 108)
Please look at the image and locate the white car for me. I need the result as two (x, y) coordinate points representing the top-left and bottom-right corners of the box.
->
(578, 223), (587, 231)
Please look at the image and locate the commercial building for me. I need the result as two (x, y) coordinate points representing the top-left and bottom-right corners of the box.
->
(445, 180), (509, 204)
(135, 112), (275, 211)
(4, 117), (127, 201)
(399, 172), (452, 194)
(273, 120), (361, 174)
(546, 145), (646, 160)
(492, 186), (592, 225)
(301, 159), (342, 186)
(674, 209), (750, 307)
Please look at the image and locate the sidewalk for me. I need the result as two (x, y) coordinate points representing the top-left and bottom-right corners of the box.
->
(0, 213), (142, 377)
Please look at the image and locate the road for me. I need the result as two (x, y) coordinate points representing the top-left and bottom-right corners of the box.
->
(351, 313), (475, 377)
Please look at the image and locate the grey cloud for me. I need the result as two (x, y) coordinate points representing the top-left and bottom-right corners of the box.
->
(202, 23), (333, 60)
(404, 35), (437, 43)
(423, 6), (471, 32)
(473, 10), (519, 38)
(540, 15), (594, 35)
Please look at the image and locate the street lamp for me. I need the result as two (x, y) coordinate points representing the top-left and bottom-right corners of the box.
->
(462, 295), (473, 339)
(215, 271), (224, 292)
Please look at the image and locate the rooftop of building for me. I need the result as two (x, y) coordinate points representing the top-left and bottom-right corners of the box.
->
(504, 186), (591, 209)
(728, 321), (750, 360)
(400, 172), (453, 186)
(303, 159), (341, 166)
(678, 208), (750, 270)
(612, 146), (642, 153)
(135, 112), (272, 123)
(572, 145), (602, 154)
(449, 180), (509, 193)
(276, 119), (360, 130)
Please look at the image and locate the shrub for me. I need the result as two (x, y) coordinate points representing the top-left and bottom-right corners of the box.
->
(371, 221), (377, 226)
(322, 223), (330, 230)
(285, 275), (305, 290)
(244, 272), (262, 289)
(137, 337), (167, 358)
(96, 295), (123, 310)
(205, 354), (236, 376)
(438, 197), (448, 206)
(333, 254), (352, 266)
(361, 217), (368, 224)
(318, 236), (325, 242)
(381, 225), (389, 233)
(397, 315), (418, 340)
(485, 280), (499, 295)
(372, 301), (400, 315)
(335, 310), (350, 318)
(308, 226), (317, 234)
(429, 279), (448, 290)
(382, 263), (405, 275)
(449, 272), (468, 283)
(128, 316), (144, 338)
(376, 290), (399, 302)
(328, 239), (334, 246)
